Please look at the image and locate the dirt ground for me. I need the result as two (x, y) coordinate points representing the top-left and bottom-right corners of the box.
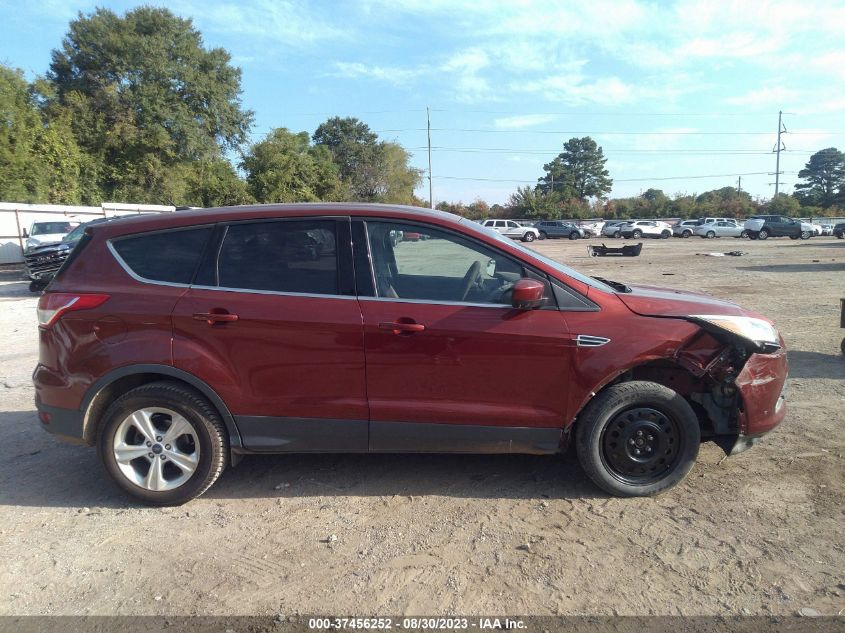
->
(0, 235), (843, 617)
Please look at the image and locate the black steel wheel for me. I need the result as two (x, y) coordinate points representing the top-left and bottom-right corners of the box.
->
(576, 381), (700, 497)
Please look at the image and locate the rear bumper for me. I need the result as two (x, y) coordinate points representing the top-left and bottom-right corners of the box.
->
(35, 399), (86, 445)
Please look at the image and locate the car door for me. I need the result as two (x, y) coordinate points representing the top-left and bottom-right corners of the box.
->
(504, 220), (522, 238)
(356, 219), (573, 453)
(171, 217), (368, 452)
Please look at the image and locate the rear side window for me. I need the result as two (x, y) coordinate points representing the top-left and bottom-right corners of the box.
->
(217, 220), (338, 295)
(112, 227), (212, 284)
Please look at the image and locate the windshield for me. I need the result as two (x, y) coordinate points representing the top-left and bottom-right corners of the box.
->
(31, 222), (72, 236)
(469, 220), (616, 293)
(62, 223), (87, 241)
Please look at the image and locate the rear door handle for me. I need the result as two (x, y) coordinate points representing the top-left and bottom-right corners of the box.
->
(379, 321), (425, 334)
(193, 312), (239, 325)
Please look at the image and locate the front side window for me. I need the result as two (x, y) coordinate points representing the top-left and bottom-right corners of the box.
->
(366, 221), (545, 306)
(112, 227), (212, 284)
(217, 220), (338, 295)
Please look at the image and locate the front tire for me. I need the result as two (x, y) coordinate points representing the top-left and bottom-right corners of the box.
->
(706, 231), (716, 239)
(97, 381), (228, 506)
(522, 232), (536, 243)
(575, 381), (700, 497)
(800, 231), (811, 240)
(538, 231), (547, 240)
(758, 229), (769, 240)
(740, 230), (749, 238)
(682, 230), (692, 238)
(632, 230), (642, 239)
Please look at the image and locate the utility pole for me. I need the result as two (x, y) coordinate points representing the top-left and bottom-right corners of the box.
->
(773, 110), (786, 197)
(737, 176), (742, 195)
(426, 106), (433, 209)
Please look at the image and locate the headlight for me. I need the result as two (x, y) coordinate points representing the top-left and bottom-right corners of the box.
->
(689, 314), (780, 352)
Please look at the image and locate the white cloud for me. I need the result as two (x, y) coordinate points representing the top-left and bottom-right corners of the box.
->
(331, 62), (426, 85)
(494, 114), (557, 129)
(726, 87), (801, 108)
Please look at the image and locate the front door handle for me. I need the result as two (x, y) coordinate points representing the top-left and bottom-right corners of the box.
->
(193, 311), (239, 325)
(379, 321), (425, 334)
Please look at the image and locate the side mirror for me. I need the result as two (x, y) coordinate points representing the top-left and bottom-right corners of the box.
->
(512, 278), (546, 310)
(22, 229), (28, 238)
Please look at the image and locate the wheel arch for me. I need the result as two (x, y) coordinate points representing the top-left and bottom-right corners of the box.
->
(80, 364), (242, 448)
(568, 358), (720, 436)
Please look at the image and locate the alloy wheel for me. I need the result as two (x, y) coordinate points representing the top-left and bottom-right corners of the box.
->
(112, 407), (200, 491)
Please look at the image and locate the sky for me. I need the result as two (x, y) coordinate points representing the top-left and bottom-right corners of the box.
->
(2, 0), (844, 206)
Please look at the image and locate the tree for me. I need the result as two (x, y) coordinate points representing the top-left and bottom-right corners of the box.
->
(0, 65), (89, 204)
(313, 116), (422, 203)
(242, 128), (343, 203)
(313, 117), (381, 200)
(506, 186), (558, 219)
(765, 193), (800, 216)
(48, 7), (253, 202)
(538, 137), (612, 201)
(794, 148), (845, 208)
(184, 158), (253, 207)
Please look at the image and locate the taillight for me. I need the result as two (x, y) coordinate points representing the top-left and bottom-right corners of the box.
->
(37, 292), (109, 328)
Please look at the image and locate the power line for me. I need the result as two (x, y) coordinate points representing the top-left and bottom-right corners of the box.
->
(404, 146), (816, 156)
(433, 171), (799, 184)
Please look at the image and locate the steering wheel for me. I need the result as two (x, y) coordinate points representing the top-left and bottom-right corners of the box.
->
(459, 261), (483, 301)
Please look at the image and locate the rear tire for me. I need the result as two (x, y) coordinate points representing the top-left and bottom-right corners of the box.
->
(800, 231), (811, 240)
(97, 381), (228, 506)
(706, 231), (716, 239)
(632, 230), (642, 239)
(661, 230), (671, 239)
(682, 230), (692, 238)
(569, 231), (579, 240)
(758, 229), (769, 240)
(740, 230), (749, 238)
(575, 381), (700, 497)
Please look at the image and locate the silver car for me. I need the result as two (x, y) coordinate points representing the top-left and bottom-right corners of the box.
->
(693, 219), (748, 239)
(673, 220), (702, 238)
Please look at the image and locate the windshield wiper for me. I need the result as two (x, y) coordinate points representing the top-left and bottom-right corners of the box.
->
(592, 276), (631, 293)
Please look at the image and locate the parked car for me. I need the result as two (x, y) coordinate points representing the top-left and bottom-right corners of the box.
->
(24, 218), (115, 292)
(34, 204), (787, 505)
(820, 224), (834, 236)
(534, 220), (585, 240)
(693, 219), (748, 239)
(808, 222), (823, 236)
(744, 215), (812, 240)
(834, 223), (845, 239)
(620, 220), (672, 239)
(481, 219), (540, 242)
(23, 220), (76, 251)
(673, 220), (703, 238)
(601, 220), (628, 238)
(580, 220), (605, 236)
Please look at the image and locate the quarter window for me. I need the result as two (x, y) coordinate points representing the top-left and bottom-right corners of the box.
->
(112, 227), (212, 284)
(217, 220), (339, 295)
(366, 221), (547, 305)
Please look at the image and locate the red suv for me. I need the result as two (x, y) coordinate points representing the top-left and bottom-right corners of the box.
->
(34, 204), (788, 505)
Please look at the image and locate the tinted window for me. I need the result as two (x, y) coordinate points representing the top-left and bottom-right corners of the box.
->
(113, 227), (211, 284)
(217, 220), (338, 295)
(366, 221), (548, 306)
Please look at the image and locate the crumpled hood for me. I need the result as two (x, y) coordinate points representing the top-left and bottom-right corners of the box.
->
(616, 283), (747, 317)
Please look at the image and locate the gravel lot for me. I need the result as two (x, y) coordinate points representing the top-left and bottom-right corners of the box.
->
(0, 235), (843, 617)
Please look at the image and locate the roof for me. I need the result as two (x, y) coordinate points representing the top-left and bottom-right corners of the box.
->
(91, 203), (468, 238)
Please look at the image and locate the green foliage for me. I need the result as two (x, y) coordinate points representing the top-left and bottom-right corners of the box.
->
(794, 148), (845, 208)
(312, 116), (422, 204)
(184, 159), (253, 207)
(537, 137), (612, 201)
(0, 66), (45, 202)
(242, 128), (343, 203)
(435, 199), (491, 220)
(763, 193), (801, 216)
(48, 6), (253, 202)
